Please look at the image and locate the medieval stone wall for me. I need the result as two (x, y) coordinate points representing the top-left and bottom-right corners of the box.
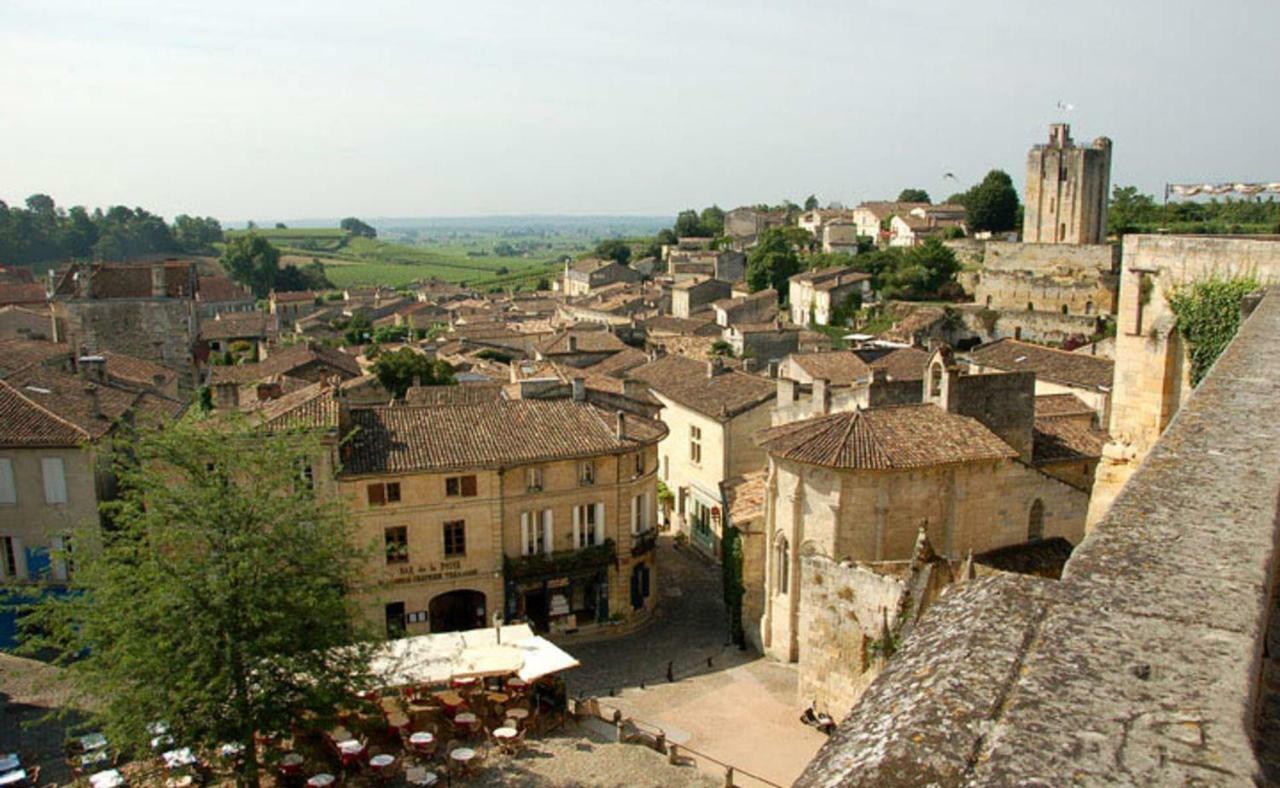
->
(53, 298), (197, 388)
(956, 303), (1100, 346)
(973, 242), (1118, 317)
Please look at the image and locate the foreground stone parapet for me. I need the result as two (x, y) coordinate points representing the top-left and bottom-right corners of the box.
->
(796, 291), (1280, 786)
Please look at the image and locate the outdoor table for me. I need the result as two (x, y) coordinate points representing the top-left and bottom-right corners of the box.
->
(485, 692), (509, 706)
(150, 735), (174, 751)
(452, 712), (477, 733)
(81, 733), (109, 752)
(278, 753), (304, 776)
(89, 769), (125, 788)
(164, 776), (193, 788)
(306, 773), (335, 788)
(386, 713), (410, 735)
(506, 707), (529, 722)
(80, 750), (111, 769)
(450, 676), (478, 692)
(0, 756), (18, 773)
(369, 754), (395, 777)
(448, 748), (475, 770)
(404, 767), (438, 787)
(219, 743), (245, 761)
(0, 770), (26, 787)
(408, 731), (435, 756)
(505, 678), (528, 694)
(326, 727), (352, 743)
(162, 748), (196, 770)
(433, 691), (465, 712)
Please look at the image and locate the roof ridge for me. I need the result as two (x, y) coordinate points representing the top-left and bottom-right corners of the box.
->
(0, 377), (94, 440)
(851, 407), (894, 468)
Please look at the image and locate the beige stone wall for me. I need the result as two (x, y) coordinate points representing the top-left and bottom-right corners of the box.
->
(342, 444), (660, 635)
(1090, 235), (1280, 526)
(796, 555), (905, 719)
(0, 446), (101, 582)
(762, 455), (1088, 662)
(53, 298), (198, 389)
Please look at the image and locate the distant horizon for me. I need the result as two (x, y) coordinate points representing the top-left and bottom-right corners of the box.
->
(4, 1), (1278, 219)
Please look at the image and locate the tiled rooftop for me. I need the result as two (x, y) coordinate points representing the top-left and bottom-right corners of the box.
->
(626, 354), (775, 418)
(968, 338), (1114, 391)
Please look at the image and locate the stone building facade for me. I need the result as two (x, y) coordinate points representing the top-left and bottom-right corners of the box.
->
(973, 241), (1119, 317)
(1089, 234), (1280, 525)
(1023, 123), (1112, 245)
(788, 267), (872, 326)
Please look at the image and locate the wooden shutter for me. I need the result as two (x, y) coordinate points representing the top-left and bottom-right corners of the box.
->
(0, 458), (14, 504)
(594, 502), (605, 546)
(461, 475), (477, 497)
(367, 484), (385, 506)
(572, 506), (581, 549)
(542, 509), (554, 555)
(520, 511), (531, 556)
(630, 495), (638, 535)
(645, 492), (652, 532)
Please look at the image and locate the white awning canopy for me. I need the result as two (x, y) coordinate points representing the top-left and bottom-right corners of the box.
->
(370, 625), (579, 688)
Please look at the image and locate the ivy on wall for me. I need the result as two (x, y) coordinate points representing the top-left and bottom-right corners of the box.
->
(721, 525), (746, 647)
(1166, 275), (1261, 386)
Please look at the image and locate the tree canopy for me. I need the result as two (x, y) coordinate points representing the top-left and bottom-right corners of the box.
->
(0, 194), (223, 266)
(339, 217), (377, 238)
(897, 188), (931, 203)
(803, 194), (820, 211)
(219, 233), (281, 298)
(371, 347), (456, 398)
(13, 415), (376, 788)
(746, 227), (808, 298)
(592, 238), (632, 265)
(850, 239), (961, 301)
(949, 170), (1020, 233)
(276, 259), (334, 292)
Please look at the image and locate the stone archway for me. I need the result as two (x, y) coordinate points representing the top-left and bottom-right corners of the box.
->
(429, 589), (486, 633)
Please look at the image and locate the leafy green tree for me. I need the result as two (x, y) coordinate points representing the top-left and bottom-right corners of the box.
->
(342, 313), (373, 345)
(880, 239), (961, 300)
(593, 238), (632, 265)
(1108, 185), (1159, 237)
(655, 228), (678, 246)
(698, 205), (725, 236)
(274, 222), (287, 229)
(535, 277), (551, 291)
(674, 209), (707, 237)
(220, 233), (281, 298)
(493, 241), (517, 257)
(173, 215), (224, 253)
(745, 227), (807, 298)
(371, 347), (456, 398)
(897, 189), (931, 203)
(957, 170), (1020, 233)
(340, 217), (377, 238)
(803, 195), (820, 211)
(13, 415), (377, 788)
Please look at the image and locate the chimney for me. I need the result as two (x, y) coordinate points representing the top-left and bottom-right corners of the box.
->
(767, 360), (780, 379)
(567, 335), (578, 353)
(84, 384), (102, 420)
(812, 378), (831, 416)
(777, 378), (798, 407)
(741, 357), (756, 373)
(77, 355), (107, 384)
(706, 358), (723, 378)
(150, 264), (167, 298)
(213, 382), (239, 410)
(615, 411), (625, 439)
(509, 361), (520, 383)
(571, 377), (586, 402)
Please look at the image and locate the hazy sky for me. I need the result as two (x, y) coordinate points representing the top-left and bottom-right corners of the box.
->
(3, 0), (1277, 222)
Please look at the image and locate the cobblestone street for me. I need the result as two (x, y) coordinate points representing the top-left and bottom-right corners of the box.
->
(568, 536), (746, 697)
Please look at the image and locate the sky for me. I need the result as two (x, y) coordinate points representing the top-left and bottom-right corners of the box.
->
(2, 0), (1278, 223)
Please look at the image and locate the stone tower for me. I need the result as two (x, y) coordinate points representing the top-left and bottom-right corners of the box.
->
(1023, 123), (1112, 245)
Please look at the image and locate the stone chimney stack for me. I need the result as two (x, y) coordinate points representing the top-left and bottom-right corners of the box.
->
(150, 264), (167, 298)
(77, 355), (107, 384)
(777, 378), (798, 407)
(84, 383), (102, 420)
(706, 357), (724, 378)
(213, 382), (239, 410)
(812, 378), (831, 416)
(767, 360), (780, 379)
(742, 357), (756, 374)
(571, 377), (586, 402)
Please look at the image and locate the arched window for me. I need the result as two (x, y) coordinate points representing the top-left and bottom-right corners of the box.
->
(1027, 302), (1034, 312)
(929, 363), (943, 398)
(774, 536), (790, 595)
(1061, 304), (1069, 315)
(1085, 300), (1094, 315)
(985, 294), (993, 307)
(1028, 499), (1045, 542)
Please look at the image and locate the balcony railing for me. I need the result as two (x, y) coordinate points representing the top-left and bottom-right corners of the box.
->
(504, 539), (616, 582)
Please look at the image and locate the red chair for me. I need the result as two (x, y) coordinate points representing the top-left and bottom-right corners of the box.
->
(369, 754), (395, 783)
(336, 740), (367, 770)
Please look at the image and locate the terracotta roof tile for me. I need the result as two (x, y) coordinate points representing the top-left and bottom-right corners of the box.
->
(0, 338), (71, 376)
(197, 276), (252, 303)
(341, 399), (667, 475)
(756, 403), (1016, 470)
(535, 328), (628, 355)
(853, 346), (931, 381)
(724, 471), (767, 526)
(1033, 393), (1095, 419)
(968, 338), (1114, 391)
(0, 282), (47, 306)
(208, 341), (360, 385)
(0, 367), (182, 446)
(1033, 417), (1107, 463)
(788, 351), (873, 383)
(626, 354), (775, 419)
(201, 311), (273, 341)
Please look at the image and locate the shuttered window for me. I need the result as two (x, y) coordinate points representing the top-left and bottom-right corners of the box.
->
(41, 458), (67, 505)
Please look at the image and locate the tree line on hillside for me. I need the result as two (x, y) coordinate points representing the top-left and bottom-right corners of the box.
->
(219, 234), (334, 298)
(0, 194), (223, 266)
(1108, 187), (1280, 237)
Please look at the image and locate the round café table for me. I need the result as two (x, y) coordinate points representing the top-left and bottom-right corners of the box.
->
(408, 731), (436, 756)
(278, 753), (304, 777)
(370, 753), (395, 778)
(449, 747), (476, 776)
(506, 707), (530, 723)
(493, 727), (518, 751)
(306, 773), (335, 788)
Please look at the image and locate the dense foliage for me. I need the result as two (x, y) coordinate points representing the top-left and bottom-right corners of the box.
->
(0, 194), (222, 266)
(1166, 275), (1261, 385)
(219, 233), (282, 298)
(339, 217), (377, 238)
(370, 347), (456, 398)
(946, 170), (1020, 233)
(673, 206), (725, 238)
(12, 415), (377, 788)
(592, 238), (632, 265)
(746, 226), (808, 297)
(897, 188), (931, 203)
(1108, 186), (1280, 237)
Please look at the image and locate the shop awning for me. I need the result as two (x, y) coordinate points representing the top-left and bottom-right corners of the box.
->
(370, 624), (579, 687)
